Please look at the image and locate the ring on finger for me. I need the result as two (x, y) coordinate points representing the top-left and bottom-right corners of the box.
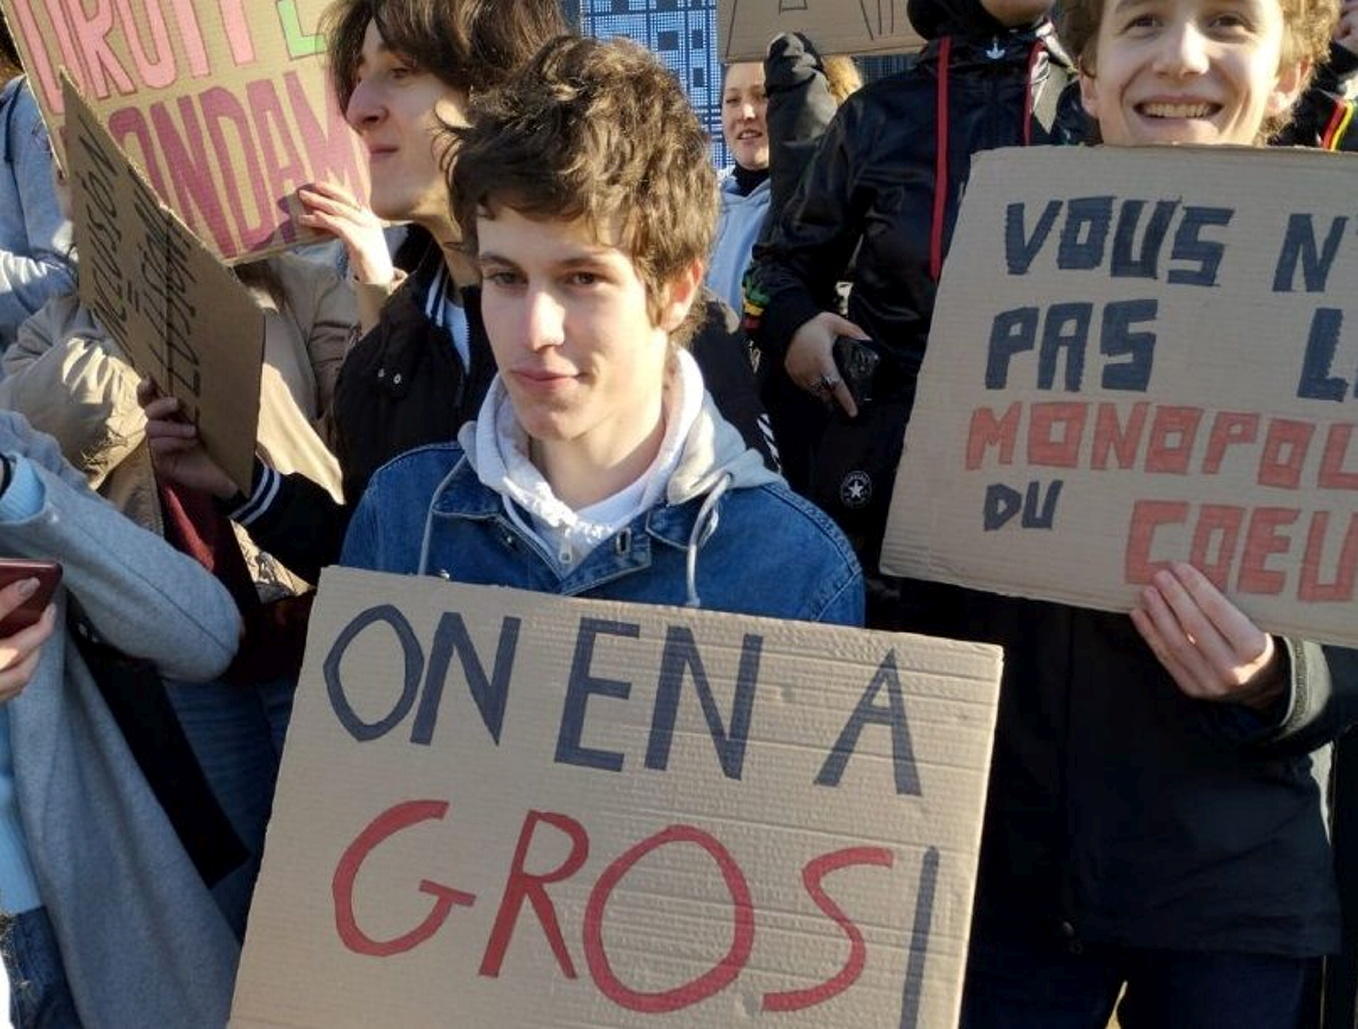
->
(820, 374), (841, 392)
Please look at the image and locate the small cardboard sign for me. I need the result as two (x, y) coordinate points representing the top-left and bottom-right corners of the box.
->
(719, 0), (923, 62)
(2, 0), (367, 261)
(67, 76), (262, 492)
(231, 569), (1003, 1028)
(881, 145), (1358, 649)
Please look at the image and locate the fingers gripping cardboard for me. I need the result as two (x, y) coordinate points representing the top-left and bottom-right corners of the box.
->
(67, 76), (262, 493)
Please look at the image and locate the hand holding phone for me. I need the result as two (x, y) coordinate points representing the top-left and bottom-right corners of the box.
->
(832, 335), (882, 409)
(0, 559), (61, 636)
(0, 562), (60, 703)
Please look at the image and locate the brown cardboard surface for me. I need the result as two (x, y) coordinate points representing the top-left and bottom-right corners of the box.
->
(231, 568), (1003, 1028)
(2, 0), (366, 261)
(882, 145), (1358, 649)
(67, 76), (262, 492)
(719, 0), (923, 61)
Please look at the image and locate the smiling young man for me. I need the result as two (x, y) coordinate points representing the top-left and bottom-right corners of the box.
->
(951, 0), (1345, 1024)
(339, 36), (862, 626)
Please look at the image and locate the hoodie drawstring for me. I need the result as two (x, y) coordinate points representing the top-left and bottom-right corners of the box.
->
(1022, 40), (1042, 146)
(417, 458), (467, 576)
(684, 474), (733, 608)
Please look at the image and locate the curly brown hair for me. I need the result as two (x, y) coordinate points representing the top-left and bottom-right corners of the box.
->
(1058, 0), (1339, 120)
(322, 0), (567, 111)
(449, 35), (718, 348)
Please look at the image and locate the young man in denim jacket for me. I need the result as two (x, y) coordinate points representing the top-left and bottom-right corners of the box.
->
(340, 36), (862, 627)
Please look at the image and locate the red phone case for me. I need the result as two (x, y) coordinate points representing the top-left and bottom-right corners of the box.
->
(0, 559), (62, 636)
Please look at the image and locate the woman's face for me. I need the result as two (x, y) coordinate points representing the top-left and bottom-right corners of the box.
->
(722, 62), (769, 171)
(344, 20), (467, 231)
(1079, 0), (1306, 146)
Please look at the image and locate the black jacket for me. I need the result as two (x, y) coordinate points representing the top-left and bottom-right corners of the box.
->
(904, 585), (1345, 957)
(745, 4), (1084, 556)
(239, 242), (775, 582)
(746, 14), (1084, 380)
(1274, 42), (1358, 150)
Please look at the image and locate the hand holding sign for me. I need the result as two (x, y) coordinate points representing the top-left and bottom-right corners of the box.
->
(883, 146), (1358, 650)
(67, 77), (264, 493)
(137, 380), (240, 502)
(1131, 562), (1284, 712)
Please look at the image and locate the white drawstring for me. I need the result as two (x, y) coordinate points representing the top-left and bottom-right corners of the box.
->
(685, 474), (732, 608)
(417, 457), (466, 576)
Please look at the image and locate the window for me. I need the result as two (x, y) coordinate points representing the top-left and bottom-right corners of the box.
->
(577, 0), (729, 167)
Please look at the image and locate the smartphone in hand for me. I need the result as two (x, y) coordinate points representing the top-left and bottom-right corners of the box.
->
(832, 336), (882, 408)
(0, 559), (61, 636)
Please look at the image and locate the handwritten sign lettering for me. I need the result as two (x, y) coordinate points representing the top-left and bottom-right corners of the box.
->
(230, 570), (1003, 1028)
(5, 0), (366, 261)
(67, 77), (262, 490)
(719, 0), (923, 62)
(882, 145), (1358, 649)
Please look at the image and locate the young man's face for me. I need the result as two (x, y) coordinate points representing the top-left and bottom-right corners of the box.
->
(345, 20), (467, 228)
(476, 208), (700, 448)
(1080, 0), (1306, 145)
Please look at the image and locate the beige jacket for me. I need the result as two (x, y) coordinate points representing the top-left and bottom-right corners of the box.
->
(0, 253), (353, 596)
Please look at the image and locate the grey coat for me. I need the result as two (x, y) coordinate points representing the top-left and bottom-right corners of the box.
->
(0, 411), (242, 1027)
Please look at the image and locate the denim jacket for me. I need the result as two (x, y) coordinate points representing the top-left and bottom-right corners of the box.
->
(341, 394), (864, 625)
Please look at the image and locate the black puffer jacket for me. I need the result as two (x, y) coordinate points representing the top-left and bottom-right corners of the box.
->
(745, 0), (1084, 556)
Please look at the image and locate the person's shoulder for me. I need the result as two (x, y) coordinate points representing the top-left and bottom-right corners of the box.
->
(857, 65), (929, 107)
(268, 251), (344, 296)
(829, 68), (928, 140)
(365, 441), (466, 492)
(731, 480), (860, 567)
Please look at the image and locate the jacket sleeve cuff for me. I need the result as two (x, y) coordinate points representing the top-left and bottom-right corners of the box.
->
(1265, 637), (1331, 744)
(0, 455), (44, 522)
(749, 288), (825, 361)
(216, 458), (280, 527)
(354, 269), (406, 335)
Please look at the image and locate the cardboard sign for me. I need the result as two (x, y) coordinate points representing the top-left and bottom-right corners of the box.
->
(67, 76), (262, 492)
(881, 145), (1358, 649)
(2, 0), (367, 261)
(719, 0), (923, 62)
(231, 569), (1003, 1028)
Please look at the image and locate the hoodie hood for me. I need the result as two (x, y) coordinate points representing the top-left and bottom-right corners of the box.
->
(456, 347), (779, 537)
(442, 348), (779, 606)
(908, 0), (1022, 39)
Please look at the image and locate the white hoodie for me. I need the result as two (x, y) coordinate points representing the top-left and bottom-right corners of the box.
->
(466, 349), (706, 571)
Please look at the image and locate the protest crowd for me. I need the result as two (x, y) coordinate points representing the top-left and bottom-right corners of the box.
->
(0, 0), (1352, 1024)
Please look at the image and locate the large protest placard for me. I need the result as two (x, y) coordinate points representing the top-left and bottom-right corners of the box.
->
(2, 0), (366, 261)
(67, 76), (262, 492)
(231, 569), (1003, 1028)
(719, 0), (923, 61)
(881, 145), (1358, 649)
